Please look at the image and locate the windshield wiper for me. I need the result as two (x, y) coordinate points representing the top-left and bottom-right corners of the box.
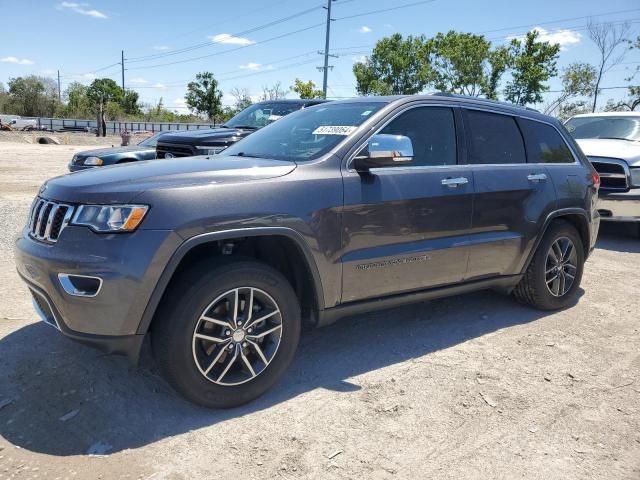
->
(229, 125), (259, 130)
(234, 152), (262, 158)
(598, 136), (637, 142)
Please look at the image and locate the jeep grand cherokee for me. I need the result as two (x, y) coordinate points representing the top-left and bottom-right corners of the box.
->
(15, 94), (600, 408)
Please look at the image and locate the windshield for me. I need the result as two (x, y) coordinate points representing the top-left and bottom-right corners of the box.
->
(565, 116), (640, 142)
(138, 132), (163, 147)
(224, 102), (308, 129)
(221, 102), (386, 162)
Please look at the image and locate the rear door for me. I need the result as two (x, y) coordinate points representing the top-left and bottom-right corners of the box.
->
(463, 109), (557, 280)
(340, 104), (475, 303)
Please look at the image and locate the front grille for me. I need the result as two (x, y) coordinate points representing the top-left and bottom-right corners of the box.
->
(156, 143), (196, 158)
(27, 198), (74, 243)
(588, 157), (629, 191)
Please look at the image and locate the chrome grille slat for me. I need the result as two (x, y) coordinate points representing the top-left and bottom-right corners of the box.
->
(27, 198), (74, 243)
(588, 157), (630, 191)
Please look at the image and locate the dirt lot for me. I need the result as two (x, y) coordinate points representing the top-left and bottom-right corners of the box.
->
(0, 141), (638, 480)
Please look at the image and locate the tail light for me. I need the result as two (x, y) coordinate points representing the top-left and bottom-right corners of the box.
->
(592, 171), (600, 190)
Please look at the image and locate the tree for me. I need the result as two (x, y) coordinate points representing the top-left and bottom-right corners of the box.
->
(87, 78), (123, 136)
(229, 87), (253, 112)
(544, 63), (597, 115)
(121, 89), (142, 116)
(504, 30), (560, 106)
(0, 82), (9, 114)
(426, 31), (508, 98)
(185, 72), (223, 122)
(353, 34), (428, 95)
(605, 86), (640, 112)
(558, 100), (591, 121)
(260, 82), (288, 100)
(6, 75), (59, 117)
(56, 82), (92, 118)
(587, 20), (630, 112)
(291, 79), (324, 99)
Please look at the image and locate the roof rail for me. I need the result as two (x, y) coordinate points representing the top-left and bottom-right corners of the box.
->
(430, 92), (540, 113)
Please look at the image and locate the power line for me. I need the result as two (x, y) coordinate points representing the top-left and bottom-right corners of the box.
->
(127, 22), (326, 70)
(126, 4), (324, 64)
(334, 0), (438, 21)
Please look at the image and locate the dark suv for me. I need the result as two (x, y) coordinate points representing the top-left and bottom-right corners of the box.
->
(15, 94), (600, 408)
(156, 99), (327, 159)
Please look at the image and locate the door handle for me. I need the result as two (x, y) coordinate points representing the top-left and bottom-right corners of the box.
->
(441, 177), (469, 187)
(527, 173), (547, 183)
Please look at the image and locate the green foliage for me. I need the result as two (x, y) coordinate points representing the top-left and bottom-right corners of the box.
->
(558, 100), (590, 121)
(353, 34), (428, 95)
(544, 62), (597, 115)
(55, 82), (93, 118)
(86, 78), (123, 107)
(504, 30), (560, 105)
(426, 31), (506, 98)
(185, 72), (223, 122)
(291, 79), (324, 99)
(6, 75), (59, 116)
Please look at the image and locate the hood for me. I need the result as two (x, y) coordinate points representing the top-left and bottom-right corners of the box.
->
(41, 155), (296, 204)
(74, 145), (155, 158)
(575, 138), (640, 167)
(157, 127), (251, 146)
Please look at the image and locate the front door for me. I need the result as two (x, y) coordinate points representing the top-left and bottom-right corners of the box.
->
(340, 105), (474, 303)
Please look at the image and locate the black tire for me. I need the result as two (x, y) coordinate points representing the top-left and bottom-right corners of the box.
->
(152, 260), (301, 408)
(513, 220), (585, 310)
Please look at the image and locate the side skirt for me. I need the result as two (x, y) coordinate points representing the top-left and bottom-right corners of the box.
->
(316, 275), (522, 328)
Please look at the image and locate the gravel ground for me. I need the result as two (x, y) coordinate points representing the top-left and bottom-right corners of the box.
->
(0, 141), (639, 480)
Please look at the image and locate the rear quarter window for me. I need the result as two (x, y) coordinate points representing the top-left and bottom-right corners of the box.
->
(518, 118), (575, 164)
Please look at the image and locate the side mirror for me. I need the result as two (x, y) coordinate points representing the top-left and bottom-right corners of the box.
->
(352, 134), (414, 172)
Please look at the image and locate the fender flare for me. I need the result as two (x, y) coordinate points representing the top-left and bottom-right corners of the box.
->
(136, 227), (325, 334)
(521, 208), (591, 274)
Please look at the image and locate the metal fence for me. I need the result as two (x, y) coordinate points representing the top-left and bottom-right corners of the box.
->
(27, 117), (219, 134)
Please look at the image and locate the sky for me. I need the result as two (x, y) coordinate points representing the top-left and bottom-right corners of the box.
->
(1, 0), (638, 113)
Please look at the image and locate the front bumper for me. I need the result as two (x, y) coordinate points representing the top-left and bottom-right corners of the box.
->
(15, 225), (183, 360)
(597, 190), (640, 222)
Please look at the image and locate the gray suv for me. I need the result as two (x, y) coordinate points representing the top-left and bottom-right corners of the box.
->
(15, 94), (601, 408)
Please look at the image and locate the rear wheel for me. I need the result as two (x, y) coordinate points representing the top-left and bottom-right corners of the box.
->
(514, 220), (585, 310)
(152, 260), (301, 408)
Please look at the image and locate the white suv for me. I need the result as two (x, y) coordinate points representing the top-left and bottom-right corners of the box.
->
(565, 112), (640, 234)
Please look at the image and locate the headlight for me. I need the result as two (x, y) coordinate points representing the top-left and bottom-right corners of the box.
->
(72, 205), (148, 232)
(83, 156), (103, 166)
(194, 146), (227, 155)
(630, 168), (640, 188)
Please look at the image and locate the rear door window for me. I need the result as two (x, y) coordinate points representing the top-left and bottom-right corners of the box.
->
(465, 110), (526, 164)
(518, 118), (575, 164)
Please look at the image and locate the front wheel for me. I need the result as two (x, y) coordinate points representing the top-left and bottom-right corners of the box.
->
(514, 220), (585, 310)
(152, 260), (301, 408)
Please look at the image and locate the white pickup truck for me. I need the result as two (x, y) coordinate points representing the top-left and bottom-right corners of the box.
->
(0, 114), (37, 130)
(565, 112), (640, 235)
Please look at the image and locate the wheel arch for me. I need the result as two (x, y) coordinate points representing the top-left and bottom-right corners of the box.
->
(522, 208), (591, 274)
(137, 227), (325, 335)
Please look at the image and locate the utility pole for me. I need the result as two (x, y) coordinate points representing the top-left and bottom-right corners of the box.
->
(319, 0), (336, 98)
(57, 70), (61, 101)
(121, 50), (125, 91)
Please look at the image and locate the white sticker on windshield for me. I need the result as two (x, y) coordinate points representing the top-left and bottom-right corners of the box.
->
(312, 125), (357, 135)
(361, 110), (372, 116)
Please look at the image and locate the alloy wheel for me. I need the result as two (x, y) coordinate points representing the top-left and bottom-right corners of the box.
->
(544, 236), (578, 297)
(192, 287), (283, 386)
